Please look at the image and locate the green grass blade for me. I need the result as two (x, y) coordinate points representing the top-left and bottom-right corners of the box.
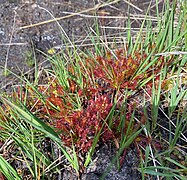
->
(0, 155), (22, 180)
(1, 98), (75, 166)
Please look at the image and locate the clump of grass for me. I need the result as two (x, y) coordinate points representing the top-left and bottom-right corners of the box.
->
(0, 0), (187, 179)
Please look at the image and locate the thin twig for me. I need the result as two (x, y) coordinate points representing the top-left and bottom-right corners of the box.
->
(123, 0), (143, 12)
(61, 11), (158, 21)
(19, 0), (121, 30)
(0, 42), (28, 46)
(155, 51), (187, 56)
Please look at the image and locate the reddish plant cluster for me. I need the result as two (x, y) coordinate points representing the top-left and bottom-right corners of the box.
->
(54, 94), (113, 152)
(12, 49), (169, 153)
(85, 49), (146, 90)
(26, 81), (117, 152)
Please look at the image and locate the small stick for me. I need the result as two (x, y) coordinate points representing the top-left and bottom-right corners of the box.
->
(19, 0), (121, 30)
(155, 51), (187, 56)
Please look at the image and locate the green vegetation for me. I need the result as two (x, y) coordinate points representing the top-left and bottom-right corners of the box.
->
(0, 1), (186, 179)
